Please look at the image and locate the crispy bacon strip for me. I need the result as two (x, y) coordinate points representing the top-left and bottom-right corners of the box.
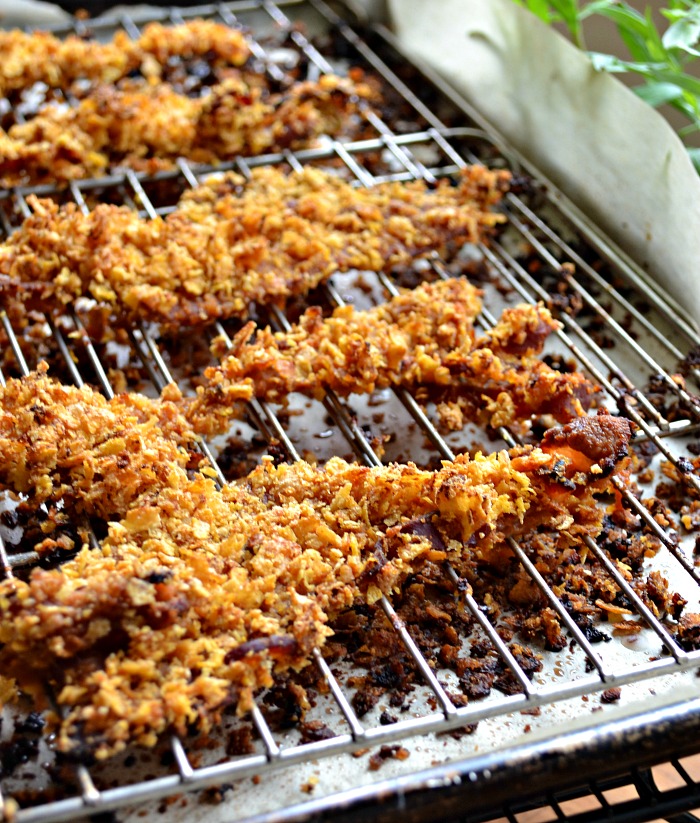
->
(0, 20), (251, 97)
(0, 165), (509, 331)
(0, 370), (631, 757)
(0, 75), (374, 185)
(189, 283), (596, 435)
(189, 277), (481, 434)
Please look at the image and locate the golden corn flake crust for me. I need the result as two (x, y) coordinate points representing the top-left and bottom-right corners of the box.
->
(0, 363), (201, 519)
(0, 165), (510, 330)
(191, 280), (596, 436)
(0, 368), (631, 758)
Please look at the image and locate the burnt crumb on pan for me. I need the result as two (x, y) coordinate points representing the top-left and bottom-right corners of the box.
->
(460, 662), (497, 700)
(299, 720), (336, 744)
(640, 570), (683, 620)
(0, 737), (39, 779)
(684, 502), (700, 531)
(261, 683), (309, 731)
(645, 372), (700, 424)
(439, 723), (478, 741)
(226, 726), (255, 757)
(676, 613), (700, 651)
(368, 744), (410, 771)
(350, 683), (386, 718)
(493, 644), (542, 695)
(520, 608), (566, 652)
(547, 289), (584, 319)
(601, 688), (621, 704)
(679, 344), (700, 376)
(15, 713), (45, 735)
(200, 784), (234, 805)
(300, 776), (319, 794)
(562, 597), (611, 645)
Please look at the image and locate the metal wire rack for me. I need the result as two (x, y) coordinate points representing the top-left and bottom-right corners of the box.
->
(1, 2), (700, 822)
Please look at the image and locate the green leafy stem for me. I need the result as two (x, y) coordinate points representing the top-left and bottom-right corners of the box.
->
(510, 0), (700, 171)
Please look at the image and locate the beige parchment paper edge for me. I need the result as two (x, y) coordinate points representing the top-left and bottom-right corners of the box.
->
(385, 0), (700, 328)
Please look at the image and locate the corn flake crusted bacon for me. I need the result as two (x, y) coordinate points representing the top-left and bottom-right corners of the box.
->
(0, 74), (375, 186)
(0, 369), (632, 757)
(189, 277), (481, 434)
(189, 281), (596, 436)
(0, 20), (251, 97)
(0, 165), (510, 331)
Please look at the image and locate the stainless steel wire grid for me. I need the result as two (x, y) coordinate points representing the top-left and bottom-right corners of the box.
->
(2, 2), (700, 822)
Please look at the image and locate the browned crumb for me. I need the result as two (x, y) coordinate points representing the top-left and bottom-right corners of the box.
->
(368, 745), (410, 770)
(600, 688), (621, 703)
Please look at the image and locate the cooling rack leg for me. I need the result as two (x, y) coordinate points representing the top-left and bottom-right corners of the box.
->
(632, 767), (700, 823)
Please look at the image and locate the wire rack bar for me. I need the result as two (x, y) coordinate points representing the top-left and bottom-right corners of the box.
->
(504, 194), (690, 367)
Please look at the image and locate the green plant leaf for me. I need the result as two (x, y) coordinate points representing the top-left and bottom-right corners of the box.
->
(662, 6), (700, 54)
(645, 68), (700, 97)
(529, 0), (556, 20)
(509, 0), (700, 173)
(615, 26), (660, 63)
(587, 51), (658, 73)
(633, 80), (685, 106)
(511, 0), (556, 22)
(587, 4), (650, 39)
(547, 0), (580, 30)
(590, 4), (669, 62)
(578, 0), (620, 17)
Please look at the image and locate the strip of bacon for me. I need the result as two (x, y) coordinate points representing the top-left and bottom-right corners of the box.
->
(0, 75), (374, 185)
(189, 282), (596, 435)
(0, 165), (509, 331)
(0, 20), (251, 97)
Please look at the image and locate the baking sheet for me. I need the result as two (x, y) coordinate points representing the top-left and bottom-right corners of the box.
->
(1, 2), (700, 820)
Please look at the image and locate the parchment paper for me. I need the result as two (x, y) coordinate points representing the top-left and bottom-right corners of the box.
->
(385, 0), (700, 328)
